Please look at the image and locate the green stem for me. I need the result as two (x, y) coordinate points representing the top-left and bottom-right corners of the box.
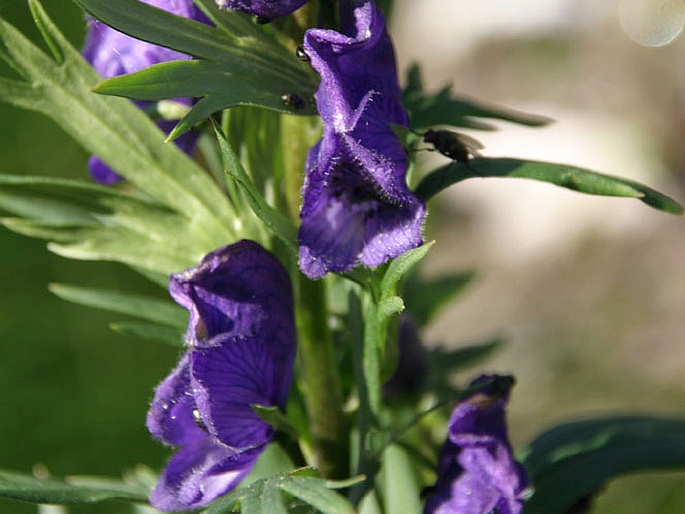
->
(296, 275), (348, 478)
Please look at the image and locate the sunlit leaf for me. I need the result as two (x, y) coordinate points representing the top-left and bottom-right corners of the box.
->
(415, 158), (684, 215)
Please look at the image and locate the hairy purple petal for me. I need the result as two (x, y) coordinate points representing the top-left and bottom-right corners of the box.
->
(169, 240), (295, 357)
(299, 1), (424, 278)
(148, 242), (296, 511)
(82, 0), (208, 184)
(191, 333), (291, 449)
(151, 438), (258, 511)
(147, 353), (206, 447)
(215, 0), (307, 19)
(424, 375), (529, 514)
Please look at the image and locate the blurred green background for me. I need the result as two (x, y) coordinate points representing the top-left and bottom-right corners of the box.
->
(1, 1), (685, 513)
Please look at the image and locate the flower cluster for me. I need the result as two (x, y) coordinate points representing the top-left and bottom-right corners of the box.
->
(298, 1), (425, 278)
(83, 0), (208, 184)
(424, 375), (529, 514)
(146, 241), (296, 511)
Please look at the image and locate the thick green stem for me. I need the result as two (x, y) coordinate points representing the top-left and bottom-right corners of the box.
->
(296, 275), (348, 478)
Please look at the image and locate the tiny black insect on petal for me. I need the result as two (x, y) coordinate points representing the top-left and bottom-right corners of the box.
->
(296, 45), (310, 62)
(281, 93), (306, 110)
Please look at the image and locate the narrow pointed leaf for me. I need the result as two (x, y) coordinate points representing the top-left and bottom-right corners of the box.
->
(48, 283), (186, 328)
(214, 123), (298, 252)
(280, 477), (356, 514)
(0, 469), (147, 504)
(429, 338), (505, 374)
(416, 158), (684, 215)
(75, 0), (318, 138)
(0, 2), (236, 250)
(403, 270), (476, 327)
(404, 64), (550, 130)
(109, 321), (184, 345)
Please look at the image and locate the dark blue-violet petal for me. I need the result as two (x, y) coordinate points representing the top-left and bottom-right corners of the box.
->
(299, 133), (424, 278)
(150, 437), (259, 511)
(169, 240), (295, 355)
(423, 375), (528, 514)
(215, 0), (307, 19)
(191, 332), (293, 450)
(147, 353), (206, 447)
(303, 1), (408, 132)
(298, 1), (424, 278)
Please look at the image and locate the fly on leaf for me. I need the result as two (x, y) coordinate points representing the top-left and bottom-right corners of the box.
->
(423, 129), (484, 165)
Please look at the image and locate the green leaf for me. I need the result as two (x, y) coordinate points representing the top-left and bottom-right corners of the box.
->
(280, 477), (356, 514)
(403, 270), (476, 327)
(49, 283), (186, 328)
(1, 217), (196, 274)
(429, 338), (505, 375)
(404, 64), (550, 131)
(415, 158), (684, 215)
(214, 122), (298, 252)
(75, 0), (318, 139)
(251, 405), (300, 441)
(109, 321), (184, 345)
(261, 482), (288, 514)
(0, 176), (218, 273)
(0, 469), (148, 504)
(204, 471), (356, 514)
(0, 1), (237, 258)
(522, 416), (685, 514)
(381, 445), (422, 514)
(380, 242), (434, 299)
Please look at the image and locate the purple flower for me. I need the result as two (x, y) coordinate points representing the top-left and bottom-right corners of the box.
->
(215, 0), (308, 20)
(147, 241), (296, 511)
(298, 0), (425, 279)
(83, 0), (209, 184)
(424, 375), (529, 514)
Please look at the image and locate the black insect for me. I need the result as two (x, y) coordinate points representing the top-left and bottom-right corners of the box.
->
(255, 15), (272, 24)
(295, 45), (310, 62)
(281, 93), (306, 110)
(423, 129), (484, 165)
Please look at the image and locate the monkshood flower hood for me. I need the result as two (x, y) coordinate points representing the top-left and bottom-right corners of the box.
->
(423, 375), (529, 514)
(298, 0), (425, 279)
(83, 0), (208, 184)
(146, 241), (296, 511)
(215, 0), (308, 20)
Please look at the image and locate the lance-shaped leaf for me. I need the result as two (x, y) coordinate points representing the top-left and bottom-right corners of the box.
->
(404, 64), (551, 131)
(0, 469), (148, 505)
(0, 176), (217, 274)
(109, 321), (184, 346)
(203, 470), (356, 514)
(0, 1), (236, 254)
(75, 0), (319, 139)
(415, 158), (684, 215)
(403, 270), (476, 327)
(522, 416), (685, 514)
(49, 283), (187, 328)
